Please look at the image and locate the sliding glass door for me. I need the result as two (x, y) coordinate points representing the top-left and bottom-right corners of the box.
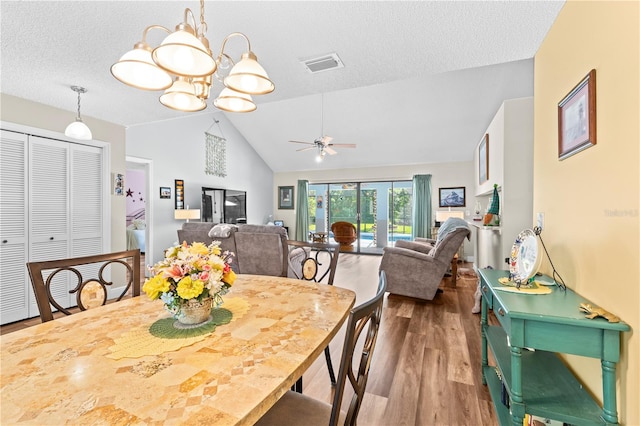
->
(308, 180), (412, 254)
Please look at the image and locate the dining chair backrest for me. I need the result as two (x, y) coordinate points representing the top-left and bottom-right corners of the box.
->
(330, 271), (387, 425)
(287, 240), (340, 285)
(287, 239), (341, 386)
(26, 249), (141, 322)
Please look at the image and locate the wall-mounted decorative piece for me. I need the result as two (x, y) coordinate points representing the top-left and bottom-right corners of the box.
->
(175, 179), (184, 209)
(278, 186), (294, 210)
(479, 133), (489, 184)
(558, 69), (596, 160)
(439, 187), (466, 207)
(113, 173), (124, 196)
(160, 187), (171, 199)
(205, 119), (227, 177)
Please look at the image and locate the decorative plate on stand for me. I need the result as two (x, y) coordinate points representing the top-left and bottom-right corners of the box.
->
(509, 229), (542, 286)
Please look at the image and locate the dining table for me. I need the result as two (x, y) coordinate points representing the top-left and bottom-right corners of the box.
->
(0, 274), (356, 425)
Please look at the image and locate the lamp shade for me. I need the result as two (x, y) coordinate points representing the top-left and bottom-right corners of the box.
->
(435, 210), (465, 222)
(111, 42), (173, 91)
(152, 25), (216, 77)
(174, 209), (201, 221)
(65, 119), (92, 140)
(160, 77), (207, 112)
(224, 51), (274, 95)
(213, 88), (256, 113)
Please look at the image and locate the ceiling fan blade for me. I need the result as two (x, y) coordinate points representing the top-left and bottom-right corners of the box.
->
(320, 136), (333, 145)
(324, 146), (338, 155)
(297, 146), (316, 152)
(329, 143), (357, 148)
(288, 140), (313, 145)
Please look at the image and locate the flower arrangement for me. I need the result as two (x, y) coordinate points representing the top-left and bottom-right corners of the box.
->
(142, 241), (236, 319)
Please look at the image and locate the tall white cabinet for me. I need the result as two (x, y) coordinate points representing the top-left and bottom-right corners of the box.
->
(0, 129), (105, 324)
(471, 97), (534, 269)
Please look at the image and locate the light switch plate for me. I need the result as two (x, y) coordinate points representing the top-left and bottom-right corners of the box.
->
(536, 212), (545, 230)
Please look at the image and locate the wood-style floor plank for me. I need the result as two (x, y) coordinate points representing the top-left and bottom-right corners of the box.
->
(1, 253), (498, 425)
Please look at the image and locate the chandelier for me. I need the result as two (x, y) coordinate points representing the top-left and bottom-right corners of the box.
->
(111, 0), (274, 113)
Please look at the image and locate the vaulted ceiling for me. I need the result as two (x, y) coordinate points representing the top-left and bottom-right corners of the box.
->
(0, 1), (564, 172)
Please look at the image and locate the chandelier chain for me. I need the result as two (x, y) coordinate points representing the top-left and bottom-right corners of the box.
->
(76, 91), (82, 119)
(200, 0), (206, 33)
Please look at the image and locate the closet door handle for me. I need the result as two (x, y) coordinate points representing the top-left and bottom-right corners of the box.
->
(498, 308), (505, 316)
(2, 240), (7, 244)
(49, 237), (54, 241)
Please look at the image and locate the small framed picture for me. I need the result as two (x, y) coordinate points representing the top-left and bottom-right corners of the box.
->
(160, 187), (171, 199)
(175, 179), (184, 209)
(558, 69), (596, 160)
(439, 187), (466, 207)
(278, 186), (294, 209)
(478, 134), (489, 184)
(113, 173), (124, 196)
(274, 220), (284, 227)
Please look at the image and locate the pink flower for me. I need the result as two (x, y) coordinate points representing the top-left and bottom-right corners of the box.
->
(164, 264), (184, 280)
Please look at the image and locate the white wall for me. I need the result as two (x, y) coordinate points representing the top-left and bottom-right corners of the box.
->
(275, 160), (476, 258)
(126, 113), (274, 264)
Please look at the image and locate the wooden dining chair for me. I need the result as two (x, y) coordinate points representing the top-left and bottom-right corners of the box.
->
(26, 249), (141, 322)
(287, 240), (341, 386)
(256, 272), (387, 426)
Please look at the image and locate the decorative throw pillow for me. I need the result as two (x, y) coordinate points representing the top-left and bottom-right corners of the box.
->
(132, 219), (146, 230)
(208, 224), (237, 238)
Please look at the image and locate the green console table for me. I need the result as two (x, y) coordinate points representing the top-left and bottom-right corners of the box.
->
(479, 269), (630, 426)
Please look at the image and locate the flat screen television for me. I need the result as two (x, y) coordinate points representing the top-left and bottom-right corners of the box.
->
(201, 187), (246, 224)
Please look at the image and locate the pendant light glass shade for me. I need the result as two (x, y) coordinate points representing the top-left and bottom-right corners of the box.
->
(65, 86), (92, 140)
(213, 87), (256, 113)
(65, 119), (93, 141)
(152, 24), (217, 77)
(224, 51), (275, 95)
(111, 42), (173, 90)
(160, 77), (207, 112)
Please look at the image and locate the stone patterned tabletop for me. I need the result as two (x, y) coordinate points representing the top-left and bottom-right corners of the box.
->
(0, 275), (356, 425)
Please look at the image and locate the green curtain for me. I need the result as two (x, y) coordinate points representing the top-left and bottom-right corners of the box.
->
(412, 174), (432, 239)
(295, 180), (309, 241)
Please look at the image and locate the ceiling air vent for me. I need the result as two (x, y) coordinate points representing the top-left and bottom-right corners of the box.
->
(301, 53), (344, 74)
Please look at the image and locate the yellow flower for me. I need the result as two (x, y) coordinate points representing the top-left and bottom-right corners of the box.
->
(210, 245), (222, 256)
(189, 242), (209, 256)
(142, 275), (170, 300)
(223, 269), (237, 286)
(176, 276), (204, 300)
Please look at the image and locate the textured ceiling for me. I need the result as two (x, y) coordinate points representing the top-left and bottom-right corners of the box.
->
(0, 1), (564, 172)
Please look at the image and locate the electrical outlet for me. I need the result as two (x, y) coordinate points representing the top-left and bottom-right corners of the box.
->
(536, 212), (545, 230)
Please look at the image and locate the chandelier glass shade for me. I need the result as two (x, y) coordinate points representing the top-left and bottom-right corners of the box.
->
(111, 0), (274, 113)
(64, 86), (92, 141)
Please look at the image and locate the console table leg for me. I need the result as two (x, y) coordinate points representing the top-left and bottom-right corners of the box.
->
(510, 346), (524, 426)
(601, 360), (619, 424)
(481, 291), (488, 385)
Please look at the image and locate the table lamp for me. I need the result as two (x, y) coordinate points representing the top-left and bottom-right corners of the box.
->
(175, 207), (201, 223)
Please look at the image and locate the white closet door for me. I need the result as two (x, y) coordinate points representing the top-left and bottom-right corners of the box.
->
(29, 136), (72, 310)
(70, 144), (103, 257)
(0, 130), (29, 324)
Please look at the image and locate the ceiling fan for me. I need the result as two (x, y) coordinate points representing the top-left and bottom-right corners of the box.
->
(288, 94), (357, 161)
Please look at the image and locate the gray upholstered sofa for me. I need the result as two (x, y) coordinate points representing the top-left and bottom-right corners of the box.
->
(177, 222), (289, 276)
(379, 218), (470, 300)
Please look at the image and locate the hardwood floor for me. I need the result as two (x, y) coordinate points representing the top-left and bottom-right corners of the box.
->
(1, 253), (497, 425)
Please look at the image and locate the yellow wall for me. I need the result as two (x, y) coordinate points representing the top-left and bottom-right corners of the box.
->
(1, 93), (128, 252)
(534, 1), (639, 424)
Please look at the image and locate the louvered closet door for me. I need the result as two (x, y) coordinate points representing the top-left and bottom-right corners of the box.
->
(0, 130), (29, 324)
(29, 137), (72, 310)
(69, 144), (104, 286)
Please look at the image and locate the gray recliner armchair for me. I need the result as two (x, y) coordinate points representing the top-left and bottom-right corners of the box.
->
(379, 218), (470, 300)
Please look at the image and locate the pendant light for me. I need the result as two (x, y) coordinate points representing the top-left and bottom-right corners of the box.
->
(64, 86), (92, 140)
(111, 0), (274, 113)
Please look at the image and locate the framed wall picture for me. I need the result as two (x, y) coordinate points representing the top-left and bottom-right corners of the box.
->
(160, 187), (171, 199)
(558, 69), (596, 160)
(479, 133), (489, 184)
(175, 179), (184, 209)
(439, 187), (466, 207)
(113, 173), (124, 196)
(278, 186), (294, 209)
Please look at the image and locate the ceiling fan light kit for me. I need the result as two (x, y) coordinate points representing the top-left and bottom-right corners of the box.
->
(64, 86), (92, 141)
(111, 0), (274, 113)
